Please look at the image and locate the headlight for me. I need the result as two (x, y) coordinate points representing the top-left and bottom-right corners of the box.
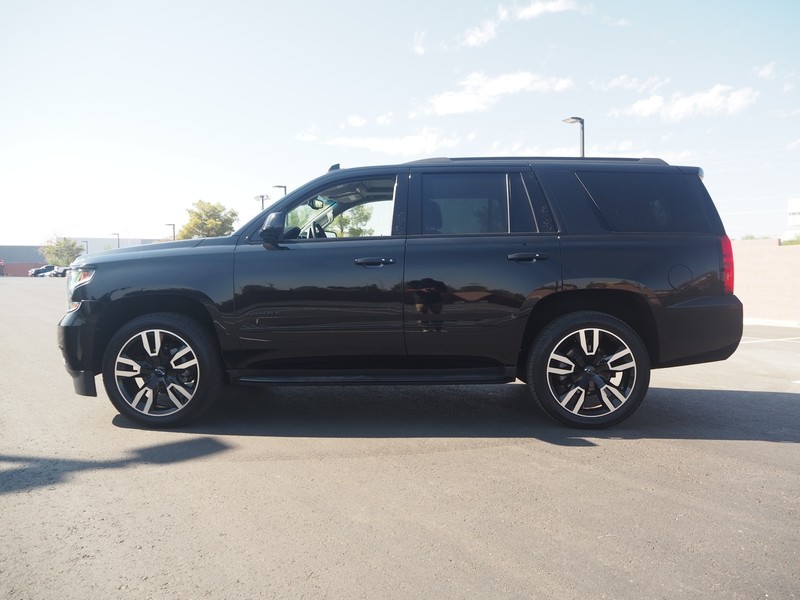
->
(66, 268), (95, 311)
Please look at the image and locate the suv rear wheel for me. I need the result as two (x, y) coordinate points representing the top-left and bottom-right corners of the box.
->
(527, 311), (650, 428)
(102, 313), (223, 427)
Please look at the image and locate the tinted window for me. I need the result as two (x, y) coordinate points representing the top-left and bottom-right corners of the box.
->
(509, 173), (536, 233)
(535, 170), (600, 234)
(577, 171), (711, 233)
(520, 173), (557, 233)
(421, 173), (508, 235)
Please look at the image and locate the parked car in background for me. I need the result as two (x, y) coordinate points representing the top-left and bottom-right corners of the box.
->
(44, 266), (69, 277)
(29, 264), (55, 277)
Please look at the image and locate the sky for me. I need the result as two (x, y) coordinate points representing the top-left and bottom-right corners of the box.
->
(1, 0), (799, 246)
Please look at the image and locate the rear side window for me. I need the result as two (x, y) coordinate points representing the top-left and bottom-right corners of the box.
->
(421, 173), (509, 235)
(576, 171), (711, 233)
(419, 172), (547, 235)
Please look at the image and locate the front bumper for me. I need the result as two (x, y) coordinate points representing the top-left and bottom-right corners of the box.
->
(63, 367), (97, 396)
(57, 301), (99, 397)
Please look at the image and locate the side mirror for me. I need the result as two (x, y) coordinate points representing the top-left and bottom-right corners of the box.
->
(259, 212), (285, 242)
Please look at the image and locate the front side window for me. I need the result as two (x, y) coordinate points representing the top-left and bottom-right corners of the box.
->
(282, 176), (398, 239)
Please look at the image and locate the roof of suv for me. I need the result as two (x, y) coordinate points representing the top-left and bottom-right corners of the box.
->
(403, 156), (669, 167)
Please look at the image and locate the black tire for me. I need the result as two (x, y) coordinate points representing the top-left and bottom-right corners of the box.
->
(102, 313), (223, 428)
(527, 312), (650, 428)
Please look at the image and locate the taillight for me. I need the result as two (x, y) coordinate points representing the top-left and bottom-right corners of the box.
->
(721, 235), (734, 294)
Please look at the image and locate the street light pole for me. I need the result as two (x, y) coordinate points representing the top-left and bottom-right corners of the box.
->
(112, 232), (120, 248)
(272, 185), (287, 197)
(82, 240), (89, 254)
(165, 223), (176, 241)
(562, 116), (585, 157)
(254, 194), (270, 211)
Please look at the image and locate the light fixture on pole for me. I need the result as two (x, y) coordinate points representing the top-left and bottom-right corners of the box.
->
(82, 240), (89, 254)
(562, 116), (585, 157)
(165, 223), (176, 241)
(254, 194), (270, 211)
(111, 232), (120, 248)
(272, 185), (287, 197)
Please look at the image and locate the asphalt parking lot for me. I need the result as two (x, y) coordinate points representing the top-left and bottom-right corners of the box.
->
(1, 277), (798, 599)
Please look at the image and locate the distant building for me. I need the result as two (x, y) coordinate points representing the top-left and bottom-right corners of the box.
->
(0, 246), (47, 276)
(780, 198), (800, 243)
(0, 237), (160, 276)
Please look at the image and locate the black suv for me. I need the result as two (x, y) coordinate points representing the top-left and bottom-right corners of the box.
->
(58, 157), (742, 429)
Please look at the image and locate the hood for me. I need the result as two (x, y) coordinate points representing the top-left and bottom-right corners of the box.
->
(69, 235), (238, 268)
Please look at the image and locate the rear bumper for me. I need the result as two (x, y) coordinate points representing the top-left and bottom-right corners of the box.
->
(656, 294), (743, 368)
(57, 301), (99, 397)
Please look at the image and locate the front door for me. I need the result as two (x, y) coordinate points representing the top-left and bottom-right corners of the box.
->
(233, 172), (407, 373)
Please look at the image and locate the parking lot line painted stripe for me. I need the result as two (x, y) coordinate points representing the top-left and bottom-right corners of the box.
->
(739, 337), (800, 345)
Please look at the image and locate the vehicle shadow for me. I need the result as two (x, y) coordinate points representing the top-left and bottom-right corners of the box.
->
(112, 384), (800, 445)
(0, 437), (230, 495)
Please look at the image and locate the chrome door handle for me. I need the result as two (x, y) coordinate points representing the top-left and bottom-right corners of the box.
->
(507, 252), (549, 263)
(354, 257), (396, 267)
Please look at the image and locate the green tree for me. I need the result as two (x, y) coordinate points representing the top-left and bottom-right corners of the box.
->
(40, 237), (84, 266)
(331, 205), (374, 237)
(177, 200), (238, 239)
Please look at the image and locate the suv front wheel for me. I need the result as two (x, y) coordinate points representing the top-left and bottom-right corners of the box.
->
(527, 311), (650, 428)
(102, 313), (223, 427)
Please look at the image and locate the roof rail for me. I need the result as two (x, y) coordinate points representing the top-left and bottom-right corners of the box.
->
(403, 156), (669, 165)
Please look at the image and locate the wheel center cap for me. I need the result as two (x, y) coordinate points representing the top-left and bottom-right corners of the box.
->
(154, 367), (166, 377)
(584, 366), (595, 374)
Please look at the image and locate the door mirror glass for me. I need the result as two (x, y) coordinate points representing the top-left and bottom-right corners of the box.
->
(259, 212), (285, 242)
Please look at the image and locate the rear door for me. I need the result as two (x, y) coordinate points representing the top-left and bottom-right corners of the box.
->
(403, 167), (561, 368)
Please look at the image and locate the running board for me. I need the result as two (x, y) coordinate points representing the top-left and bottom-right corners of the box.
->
(229, 367), (516, 386)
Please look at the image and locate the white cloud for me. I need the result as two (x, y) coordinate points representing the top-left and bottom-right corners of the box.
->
(345, 115), (367, 128)
(664, 85), (759, 120)
(296, 123), (320, 142)
(324, 127), (460, 157)
(612, 85), (759, 121)
(411, 31), (426, 55)
(788, 139), (800, 152)
(460, 20), (499, 47)
(515, 0), (580, 20)
(604, 75), (670, 93)
(459, 6), (510, 47)
(428, 71), (573, 115)
(458, 2), (577, 48)
(622, 95), (665, 117)
(755, 62), (776, 80)
(376, 112), (394, 125)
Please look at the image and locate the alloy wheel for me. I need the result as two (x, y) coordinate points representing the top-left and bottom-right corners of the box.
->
(545, 327), (637, 419)
(113, 328), (200, 418)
